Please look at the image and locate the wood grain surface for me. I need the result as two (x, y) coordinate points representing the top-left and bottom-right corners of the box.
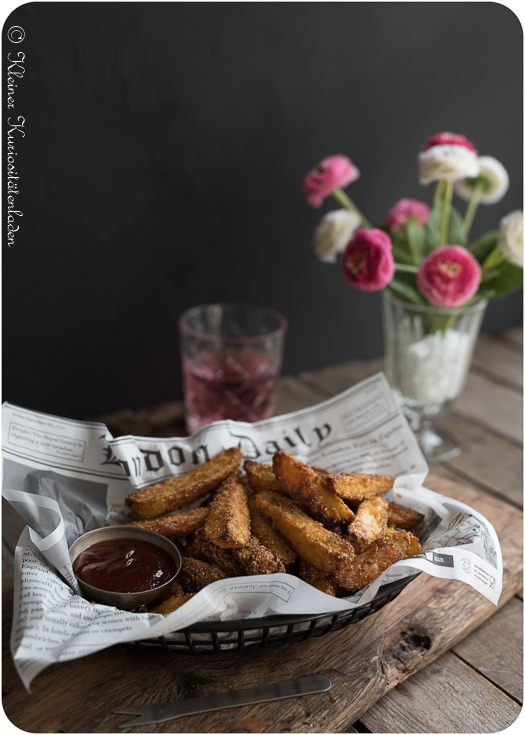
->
(2, 330), (522, 733)
(2, 476), (522, 733)
(358, 652), (521, 734)
(452, 596), (523, 702)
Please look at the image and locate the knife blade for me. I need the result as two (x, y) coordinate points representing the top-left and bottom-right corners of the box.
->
(115, 675), (331, 727)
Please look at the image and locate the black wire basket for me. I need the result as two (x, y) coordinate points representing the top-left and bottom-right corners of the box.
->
(132, 572), (420, 655)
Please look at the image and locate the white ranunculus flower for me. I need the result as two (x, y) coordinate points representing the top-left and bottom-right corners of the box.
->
(498, 210), (523, 267)
(418, 144), (480, 185)
(313, 209), (361, 262)
(455, 156), (509, 204)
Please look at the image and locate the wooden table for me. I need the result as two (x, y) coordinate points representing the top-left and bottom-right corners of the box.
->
(2, 328), (523, 733)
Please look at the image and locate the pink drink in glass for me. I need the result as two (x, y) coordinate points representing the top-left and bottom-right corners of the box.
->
(182, 350), (281, 433)
(179, 304), (287, 434)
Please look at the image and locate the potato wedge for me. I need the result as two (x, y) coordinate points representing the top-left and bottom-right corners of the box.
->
(336, 528), (409, 592)
(179, 557), (230, 592)
(387, 501), (425, 530)
(244, 460), (283, 494)
(273, 451), (354, 526)
(125, 506), (209, 537)
(255, 491), (354, 574)
(149, 592), (195, 615)
(385, 526), (422, 557)
(125, 447), (243, 520)
(247, 491), (296, 566)
(406, 530), (422, 557)
(185, 527), (245, 577)
(347, 496), (388, 554)
(204, 474), (251, 549)
(297, 558), (338, 597)
(232, 536), (286, 575)
(326, 473), (395, 501)
(159, 578), (185, 598)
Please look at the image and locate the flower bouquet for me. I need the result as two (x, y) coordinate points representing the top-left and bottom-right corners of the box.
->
(302, 133), (523, 461)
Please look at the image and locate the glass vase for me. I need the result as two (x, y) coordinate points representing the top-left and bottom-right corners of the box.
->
(382, 289), (487, 463)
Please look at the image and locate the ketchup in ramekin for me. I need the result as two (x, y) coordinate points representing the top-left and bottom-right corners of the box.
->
(73, 537), (178, 594)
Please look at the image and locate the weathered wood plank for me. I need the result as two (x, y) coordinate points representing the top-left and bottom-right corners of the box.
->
(2, 541), (14, 589)
(274, 375), (326, 416)
(299, 357), (383, 397)
(432, 414), (523, 508)
(501, 326), (523, 349)
(425, 466), (482, 494)
(2, 477), (522, 733)
(93, 401), (187, 438)
(452, 596), (523, 702)
(453, 371), (523, 445)
(359, 590), (523, 734)
(358, 651), (521, 733)
(471, 335), (523, 391)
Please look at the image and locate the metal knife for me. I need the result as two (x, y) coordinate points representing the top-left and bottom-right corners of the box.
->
(115, 675), (331, 728)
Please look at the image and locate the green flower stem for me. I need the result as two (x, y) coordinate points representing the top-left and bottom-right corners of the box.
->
(443, 314), (458, 332)
(394, 263), (419, 273)
(331, 188), (373, 229)
(481, 245), (505, 272)
(407, 221), (421, 264)
(433, 181), (445, 206)
(463, 185), (482, 236)
(440, 181), (453, 247)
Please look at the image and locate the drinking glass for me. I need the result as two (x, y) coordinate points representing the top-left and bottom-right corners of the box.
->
(382, 290), (487, 463)
(179, 303), (287, 434)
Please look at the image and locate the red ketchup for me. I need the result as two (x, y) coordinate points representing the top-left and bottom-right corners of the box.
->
(73, 538), (177, 593)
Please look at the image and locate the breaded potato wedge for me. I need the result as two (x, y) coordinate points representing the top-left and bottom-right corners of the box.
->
(336, 528), (409, 592)
(125, 506), (209, 537)
(162, 579), (185, 598)
(387, 501), (425, 530)
(125, 447), (243, 520)
(273, 451), (354, 527)
(385, 526), (421, 557)
(232, 536), (286, 575)
(204, 474), (251, 549)
(244, 460), (283, 494)
(247, 492), (296, 566)
(347, 496), (388, 554)
(149, 592), (195, 615)
(406, 531), (422, 557)
(179, 557), (230, 592)
(326, 473), (395, 501)
(297, 558), (338, 597)
(185, 528), (245, 577)
(255, 491), (354, 574)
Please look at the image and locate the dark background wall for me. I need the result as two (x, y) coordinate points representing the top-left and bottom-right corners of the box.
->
(3, 2), (523, 419)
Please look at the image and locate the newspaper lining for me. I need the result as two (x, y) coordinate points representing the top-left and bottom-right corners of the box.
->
(2, 373), (503, 691)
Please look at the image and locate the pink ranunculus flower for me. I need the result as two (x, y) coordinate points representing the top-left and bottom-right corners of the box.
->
(421, 132), (478, 153)
(302, 155), (360, 208)
(342, 228), (395, 291)
(417, 245), (482, 307)
(385, 198), (431, 232)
